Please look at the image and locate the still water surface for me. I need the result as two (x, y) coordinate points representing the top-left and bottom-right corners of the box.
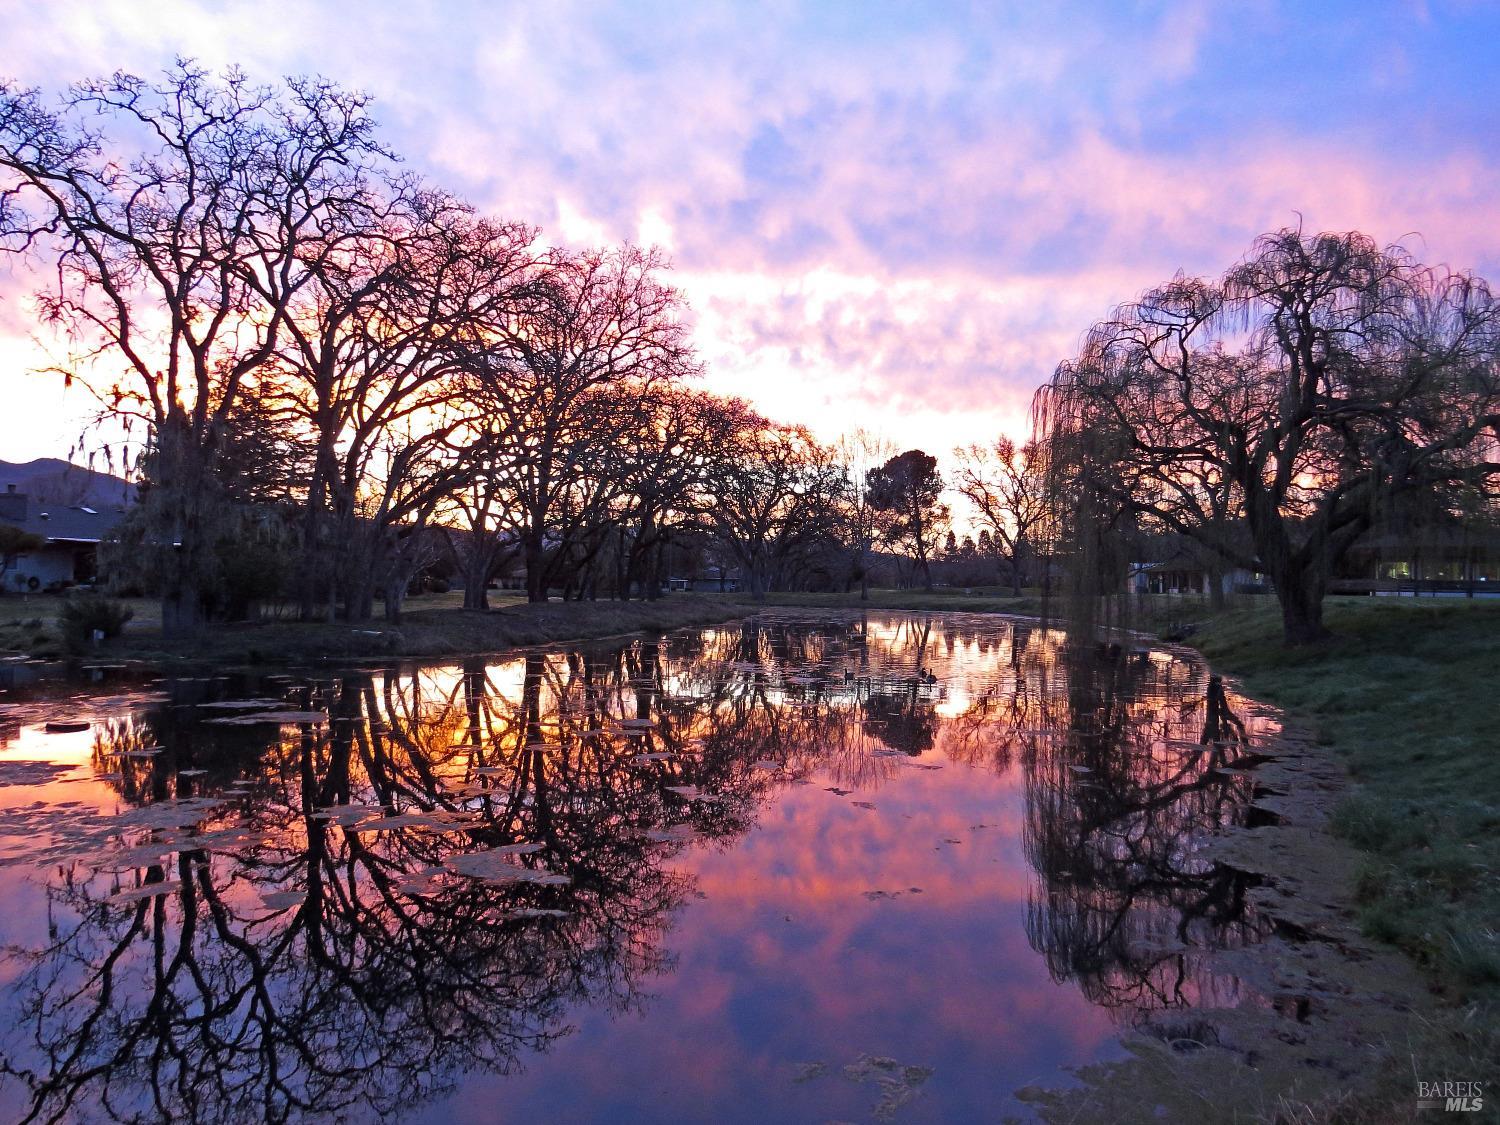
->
(0, 611), (1277, 1123)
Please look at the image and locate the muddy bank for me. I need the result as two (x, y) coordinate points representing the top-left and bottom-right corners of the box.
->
(1018, 680), (1433, 1122)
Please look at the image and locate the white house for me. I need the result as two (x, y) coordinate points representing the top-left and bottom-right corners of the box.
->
(1, 485), (129, 592)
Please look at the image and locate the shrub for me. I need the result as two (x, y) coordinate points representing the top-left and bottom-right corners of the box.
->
(215, 531), (292, 620)
(59, 595), (135, 652)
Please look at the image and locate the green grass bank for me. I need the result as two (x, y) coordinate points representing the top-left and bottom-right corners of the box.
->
(1183, 596), (1500, 1120)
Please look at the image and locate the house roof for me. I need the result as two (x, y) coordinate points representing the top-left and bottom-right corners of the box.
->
(0, 458), (134, 509)
(0, 490), (129, 545)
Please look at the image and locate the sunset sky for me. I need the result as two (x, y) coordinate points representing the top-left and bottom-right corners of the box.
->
(3, 0), (1499, 466)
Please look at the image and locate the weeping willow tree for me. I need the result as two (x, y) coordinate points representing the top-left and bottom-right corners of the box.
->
(1035, 228), (1500, 646)
(1029, 395), (1137, 646)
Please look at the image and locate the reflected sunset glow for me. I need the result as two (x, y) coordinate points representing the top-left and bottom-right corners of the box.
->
(0, 611), (1278, 1121)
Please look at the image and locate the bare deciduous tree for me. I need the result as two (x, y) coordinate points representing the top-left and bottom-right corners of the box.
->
(706, 416), (844, 600)
(953, 437), (1049, 596)
(835, 430), (894, 600)
(269, 198), (537, 620)
(0, 64), (398, 631)
(479, 246), (699, 602)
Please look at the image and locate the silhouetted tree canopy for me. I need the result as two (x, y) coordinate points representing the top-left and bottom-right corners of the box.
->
(1035, 228), (1500, 644)
(866, 449), (950, 590)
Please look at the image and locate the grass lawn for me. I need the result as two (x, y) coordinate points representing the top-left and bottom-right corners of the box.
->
(0, 592), (160, 655)
(1180, 597), (1500, 1118)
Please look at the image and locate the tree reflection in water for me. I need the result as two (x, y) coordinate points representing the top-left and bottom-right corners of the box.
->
(0, 613), (1275, 1122)
(1021, 643), (1269, 1016)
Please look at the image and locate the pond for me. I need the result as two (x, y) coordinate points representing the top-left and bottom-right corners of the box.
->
(0, 610), (1281, 1123)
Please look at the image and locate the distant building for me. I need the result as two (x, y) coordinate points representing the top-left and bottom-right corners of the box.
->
(1126, 534), (1260, 597)
(1124, 522), (1500, 599)
(1334, 524), (1500, 596)
(0, 484), (130, 592)
(1128, 560), (1260, 597)
(665, 566), (741, 593)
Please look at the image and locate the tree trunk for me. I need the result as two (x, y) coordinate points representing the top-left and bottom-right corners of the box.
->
(338, 528), (378, 623)
(383, 575), (405, 623)
(616, 528), (631, 601)
(299, 452), (330, 621)
(524, 534), (547, 603)
(461, 548), (490, 611)
(161, 488), (210, 635)
(462, 578), (489, 611)
(154, 417), (215, 637)
(162, 583), (205, 636)
(344, 574), (376, 623)
(645, 539), (663, 602)
(1275, 568), (1330, 645)
(298, 502), (324, 622)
